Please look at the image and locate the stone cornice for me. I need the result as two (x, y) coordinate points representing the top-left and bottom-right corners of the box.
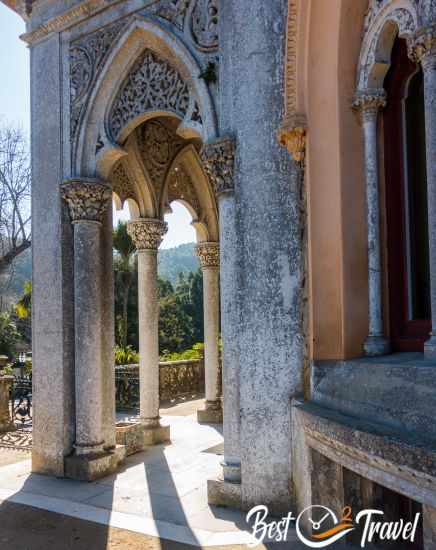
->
(61, 178), (111, 224)
(200, 137), (235, 199)
(127, 219), (167, 251)
(195, 242), (220, 269)
(20, 0), (119, 45)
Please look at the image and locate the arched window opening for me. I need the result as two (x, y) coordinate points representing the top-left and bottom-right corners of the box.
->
(383, 36), (430, 351)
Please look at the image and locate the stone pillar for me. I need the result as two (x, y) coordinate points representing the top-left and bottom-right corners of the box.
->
(220, 2), (305, 515)
(196, 242), (222, 424)
(0, 376), (15, 433)
(62, 178), (125, 480)
(127, 219), (170, 445)
(202, 138), (242, 508)
(411, 29), (436, 358)
(353, 92), (390, 357)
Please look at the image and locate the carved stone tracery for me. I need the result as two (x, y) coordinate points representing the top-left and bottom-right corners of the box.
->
(200, 137), (235, 198)
(61, 179), (112, 224)
(127, 219), (168, 251)
(167, 164), (201, 215)
(137, 120), (186, 201)
(195, 242), (220, 269)
(109, 49), (190, 141)
(110, 161), (136, 204)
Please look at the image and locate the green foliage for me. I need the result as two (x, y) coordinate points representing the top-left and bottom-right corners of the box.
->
(115, 345), (139, 366)
(15, 280), (32, 319)
(160, 343), (204, 362)
(0, 312), (20, 357)
(113, 222), (136, 348)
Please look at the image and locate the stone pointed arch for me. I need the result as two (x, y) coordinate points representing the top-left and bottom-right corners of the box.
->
(75, 14), (218, 178)
(356, 0), (419, 93)
(161, 144), (219, 243)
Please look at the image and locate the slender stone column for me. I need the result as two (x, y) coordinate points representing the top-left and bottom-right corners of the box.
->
(196, 242), (222, 424)
(202, 139), (242, 502)
(127, 219), (170, 445)
(61, 179), (125, 480)
(411, 28), (436, 358)
(353, 92), (390, 357)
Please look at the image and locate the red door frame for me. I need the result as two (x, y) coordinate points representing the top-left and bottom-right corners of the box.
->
(383, 38), (430, 352)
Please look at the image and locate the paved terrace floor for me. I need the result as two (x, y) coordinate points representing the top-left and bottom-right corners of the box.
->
(0, 399), (303, 549)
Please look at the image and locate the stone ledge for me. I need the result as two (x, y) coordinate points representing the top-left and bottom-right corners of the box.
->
(197, 408), (223, 424)
(116, 422), (145, 456)
(65, 445), (126, 482)
(143, 424), (170, 446)
(207, 478), (242, 509)
(295, 401), (436, 475)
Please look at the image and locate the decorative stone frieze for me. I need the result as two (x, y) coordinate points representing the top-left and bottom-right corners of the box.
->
(277, 123), (307, 163)
(61, 178), (111, 224)
(109, 50), (190, 141)
(200, 137), (235, 198)
(195, 242), (220, 269)
(127, 219), (168, 251)
(352, 90), (387, 121)
(409, 25), (436, 68)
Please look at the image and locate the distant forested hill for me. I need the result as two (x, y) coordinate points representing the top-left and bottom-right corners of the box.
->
(0, 243), (198, 308)
(158, 243), (199, 284)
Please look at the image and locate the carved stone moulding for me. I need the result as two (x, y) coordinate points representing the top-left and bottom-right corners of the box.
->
(195, 242), (220, 269)
(277, 113), (307, 163)
(108, 49), (191, 142)
(127, 219), (168, 251)
(200, 137), (235, 198)
(61, 178), (112, 224)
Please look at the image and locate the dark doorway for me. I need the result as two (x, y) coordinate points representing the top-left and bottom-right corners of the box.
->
(383, 37), (430, 351)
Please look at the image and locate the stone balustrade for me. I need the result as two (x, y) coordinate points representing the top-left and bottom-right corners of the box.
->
(115, 358), (206, 410)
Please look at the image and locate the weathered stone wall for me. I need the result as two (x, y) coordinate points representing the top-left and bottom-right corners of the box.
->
(220, 1), (305, 514)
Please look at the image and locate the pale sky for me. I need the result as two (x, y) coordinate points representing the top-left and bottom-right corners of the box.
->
(0, 3), (195, 249)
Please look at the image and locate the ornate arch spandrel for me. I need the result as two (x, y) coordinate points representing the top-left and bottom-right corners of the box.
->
(355, 0), (419, 94)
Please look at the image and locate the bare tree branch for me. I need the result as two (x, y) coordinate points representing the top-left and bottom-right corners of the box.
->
(0, 121), (31, 275)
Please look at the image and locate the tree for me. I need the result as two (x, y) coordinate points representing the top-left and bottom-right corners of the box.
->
(0, 122), (31, 275)
(0, 311), (19, 357)
(113, 221), (135, 348)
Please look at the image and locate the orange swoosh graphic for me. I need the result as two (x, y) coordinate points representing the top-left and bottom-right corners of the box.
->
(312, 522), (354, 540)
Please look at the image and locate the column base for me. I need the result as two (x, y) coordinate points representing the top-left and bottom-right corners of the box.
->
(222, 460), (241, 483)
(207, 478), (242, 509)
(65, 444), (126, 482)
(424, 335), (436, 360)
(197, 401), (223, 424)
(0, 422), (16, 434)
(363, 335), (390, 356)
(142, 423), (171, 446)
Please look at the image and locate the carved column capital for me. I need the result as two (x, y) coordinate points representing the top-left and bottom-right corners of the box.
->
(195, 242), (220, 269)
(409, 25), (436, 69)
(127, 219), (168, 251)
(352, 90), (387, 122)
(200, 137), (235, 198)
(61, 178), (112, 224)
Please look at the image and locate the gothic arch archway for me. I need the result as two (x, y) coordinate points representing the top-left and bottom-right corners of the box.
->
(74, 15), (218, 178)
